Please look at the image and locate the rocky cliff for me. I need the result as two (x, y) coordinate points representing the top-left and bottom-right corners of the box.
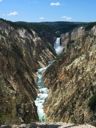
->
(44, 25), (96, 124)
(0, 19), (55, 124)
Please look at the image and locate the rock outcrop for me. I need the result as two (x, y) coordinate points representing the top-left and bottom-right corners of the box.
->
(0, 123), (96, 128)
(0, 19), (55, 124)
(44, 25), (96, 124)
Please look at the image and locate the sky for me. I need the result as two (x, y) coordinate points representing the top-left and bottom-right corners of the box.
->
(0, 0), (96, 22)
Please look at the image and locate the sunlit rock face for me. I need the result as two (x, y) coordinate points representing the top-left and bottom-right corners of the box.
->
(61, 27), (85, 53)
(44, 26), (96, 124)
(0, 19), (55, 124)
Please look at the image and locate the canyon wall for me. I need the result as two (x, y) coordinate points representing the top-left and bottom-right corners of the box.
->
(44, 25), (96, 124)
(0, 19), (55, 124)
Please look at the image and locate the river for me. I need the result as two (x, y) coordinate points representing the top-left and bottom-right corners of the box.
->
(35, 37), (63, 122)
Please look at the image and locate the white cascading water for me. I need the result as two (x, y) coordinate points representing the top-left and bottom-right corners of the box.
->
(35, 37), (63, 122)
(35, 67), (48, 121)
(35, 60), (54, 122)
(54, 37), (63, 55)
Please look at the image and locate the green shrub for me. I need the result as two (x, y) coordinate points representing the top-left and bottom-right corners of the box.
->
(88, 94), (96, 111)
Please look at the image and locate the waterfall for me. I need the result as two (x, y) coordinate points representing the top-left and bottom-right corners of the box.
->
(35, 66), (48, 122)
(54, 37), (63, 55)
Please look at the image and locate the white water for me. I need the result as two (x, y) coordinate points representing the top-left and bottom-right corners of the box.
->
(35, 60), (55, 121)
(54, 37), (64, 55)
(35, 37), (62, 121)
(35, 66), (48, 121)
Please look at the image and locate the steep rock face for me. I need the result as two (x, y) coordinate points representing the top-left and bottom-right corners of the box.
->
(44, 26), (96, 124)
(0, 20), (55, 124)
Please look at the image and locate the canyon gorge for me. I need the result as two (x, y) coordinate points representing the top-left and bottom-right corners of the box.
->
(0, 19), (96, 128)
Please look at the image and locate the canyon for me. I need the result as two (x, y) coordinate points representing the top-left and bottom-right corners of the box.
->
(0, 19), (55, 124)
(0, 19), (96, 127)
